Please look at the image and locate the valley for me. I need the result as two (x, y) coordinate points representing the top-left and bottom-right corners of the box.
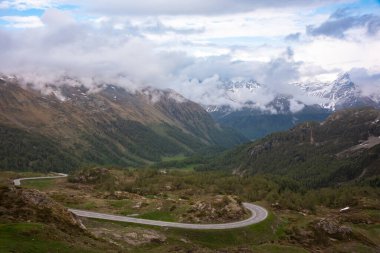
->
(1, 1), (380, 252)
(0, 79), (379, 252)
(1, 163), (379, 252)
(0, 77), (246, 171)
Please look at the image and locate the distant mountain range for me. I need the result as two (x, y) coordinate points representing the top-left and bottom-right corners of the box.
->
(295, 73), (379, 110)
(0, 75), (246, 171)
(205, 73), (380, 140)
(1, 72), (379, 171)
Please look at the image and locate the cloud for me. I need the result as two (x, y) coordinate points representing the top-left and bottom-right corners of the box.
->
(349, 68), (380, 97)
(0, 11), (318, 112)
(0, 0), (60, 10)
(41, 8), (75, 26)
(164, 48), (326, 112)
(0, 3), (379, 113)
(307, 8), (380, 38)
(0, 15), (44, 28)
(285, 32), (301, 41)
(140, 20), (205, 35)
(76, 0), (349, 16)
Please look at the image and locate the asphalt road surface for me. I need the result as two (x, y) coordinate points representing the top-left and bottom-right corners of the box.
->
(14, 173), (268, 230)
(13, 173), (68, 186)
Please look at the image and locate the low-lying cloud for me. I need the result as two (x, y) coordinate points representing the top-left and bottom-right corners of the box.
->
(0, 10), (303, 107)
(1, 7), (379, 113)
(349, 68), (380, 98)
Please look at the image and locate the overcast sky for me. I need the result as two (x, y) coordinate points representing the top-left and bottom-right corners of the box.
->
(0, 0), (379, 108)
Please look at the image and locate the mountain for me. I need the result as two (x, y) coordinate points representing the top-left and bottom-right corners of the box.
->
(295, 73), (379, 110)
(205, 80), (331, 140)
(209, 105), (331, 140)
(196, 107), (380, 188)
(206, 73), (379, 140)
(0, 75), (247, 171)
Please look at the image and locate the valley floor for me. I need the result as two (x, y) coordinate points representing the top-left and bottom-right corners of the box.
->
(0, 169), (379, 252)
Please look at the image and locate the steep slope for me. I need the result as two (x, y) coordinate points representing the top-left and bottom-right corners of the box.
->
(197, 107), (380, 188)
(0, 185), (116, 252)
(0, 76), (246, 171)
(210, 105), (330, 140)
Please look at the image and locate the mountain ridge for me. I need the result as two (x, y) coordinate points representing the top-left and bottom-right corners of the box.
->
(205, 73), (380, 140)
(196, 107), (380, 188)
(206, 72), (380, 113)
(0, 75), (247, 171)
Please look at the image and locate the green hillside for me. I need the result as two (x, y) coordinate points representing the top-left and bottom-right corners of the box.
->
(210, 106), (331, 140)
(0, 80), (247, 172)
(197, 107), (380, 188)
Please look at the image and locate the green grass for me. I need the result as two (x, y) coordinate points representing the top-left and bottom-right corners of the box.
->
(352, 223), (380, 245)
(71, 201), (98, 210)
(165, 212), (279, 249)
(144, 194), (157, 199)
(332, 242), (379, 253)
(0, 223), (100, 253)
(108, 199), (130, 208)
(0, 171), (46, 187)
(84, 212), (288, 252)
(366, 209), (380, 220)
(161, 155), (186, 162)
(83, 211), (278, 249)
(168, 165), (195, 172)
(138, 211), (175, 222)
(67, 201), (98, 210)
(22, 179), (55, 190)
(251, 244), (309, 253)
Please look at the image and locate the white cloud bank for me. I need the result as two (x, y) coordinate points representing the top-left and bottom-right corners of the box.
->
(0, 2), (379, 111)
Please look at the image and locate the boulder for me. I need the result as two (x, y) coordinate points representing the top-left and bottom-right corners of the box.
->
(0, 186), (86, 232)
(181, 195), (247, 223)
(68, 167), (112, 184)
(313, 218), (352, 240)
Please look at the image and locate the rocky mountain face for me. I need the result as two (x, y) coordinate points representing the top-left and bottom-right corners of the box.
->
(206, 73), (379, 140)
(196, 107), (380, 188)
(295, 73), (379, 110)
(0, 75), (246, 171)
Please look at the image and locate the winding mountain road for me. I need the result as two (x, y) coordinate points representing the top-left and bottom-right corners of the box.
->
(13, 173), (268, 230)
(13, 173), (68, 186)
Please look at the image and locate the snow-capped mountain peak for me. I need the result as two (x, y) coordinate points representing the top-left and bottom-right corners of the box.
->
(294, 72), (368, 110)
(206, 73), (380, 114)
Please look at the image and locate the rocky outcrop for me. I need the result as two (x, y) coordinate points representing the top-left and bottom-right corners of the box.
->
(181, 195), (248, 223)
(91, 227), (166, 246)
(68, 167), (112, 184)
(287, 216), (354, 248)
(0, 186), (85, 232)
(313, 218), (352, 240)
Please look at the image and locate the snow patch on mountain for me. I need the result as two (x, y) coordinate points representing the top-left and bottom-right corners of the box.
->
(206, 73), (379, 114)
